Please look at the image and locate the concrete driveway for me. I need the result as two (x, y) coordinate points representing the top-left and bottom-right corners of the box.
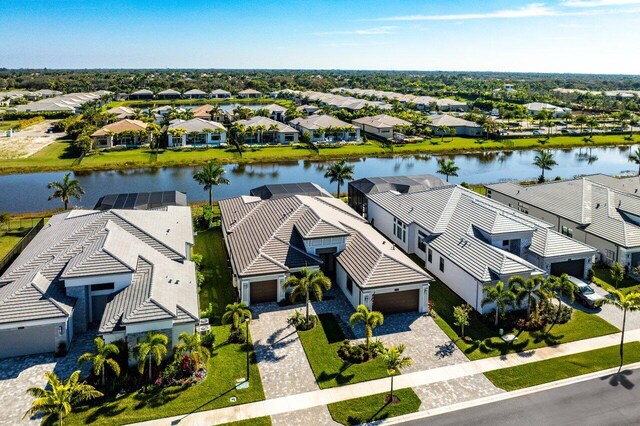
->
(577, 285), (640, 331)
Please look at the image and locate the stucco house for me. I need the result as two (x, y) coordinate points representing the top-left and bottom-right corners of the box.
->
(157, 89), (181, 100)
(289, 115), (360, 143)
(167, 118), (227, 147)
(236, 116), (299, 144)
(366, 184), (595, 314)
(428, 114), (482, 137)
(0, 205), (198, 359)
(211, 89), (232, 99)
(524, 102), (571, 118)
(90, 119), (152, 148)
(129, 89), (154, 100)
(106, 106), (136, 120)
(238, 89), (262, 98)
(183, 89), (208, 99)
(219, 192), (432, 314)
(352, 114), (412, 140)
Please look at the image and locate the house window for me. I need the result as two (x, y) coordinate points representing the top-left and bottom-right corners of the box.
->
(418, 231), (427, 252)
(428, 248), (433, 263)
(285, 134), (295, 142)
(91, 283), (114, 292)
(439, 257), (445, 272)
(561, 226), (573, 238)
(605, 249), (615, 261)
(346, 277), (353, 294)
(393, 217), (406, 243)
(502, 240), (509, 246)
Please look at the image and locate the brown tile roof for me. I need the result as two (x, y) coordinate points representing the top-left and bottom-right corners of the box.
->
(91, 119), (148, 137)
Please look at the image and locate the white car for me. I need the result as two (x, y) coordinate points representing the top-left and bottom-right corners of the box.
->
(568, 276), (604, 308)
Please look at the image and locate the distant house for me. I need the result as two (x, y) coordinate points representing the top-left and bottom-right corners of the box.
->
(255, 103), (288, 121)
(157, 89), (181, 100)
(428, 114), (482, 137)
(352, 114), (412, 140)
(106, 106), (136, 120)
(91, 119), (150, 148)
(129, 89), (154, 100)
(289, 115), (360, 143)
(435, 98), (468, 112)
(524, 102), (571, 118)
(296, 104), (321, 116)
(412, 96), (438, 111)
(167, 118), (227, 147)
(211, 89), (232, 99)
(236, 116), (298, 144)
(190, 104), (224, 122)
(35, 89), (63, 99)
(183, 89), (207, 99)
(238, 89), (262, 98)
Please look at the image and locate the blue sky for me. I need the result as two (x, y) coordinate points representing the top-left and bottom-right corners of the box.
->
(2, 0), (640, 73)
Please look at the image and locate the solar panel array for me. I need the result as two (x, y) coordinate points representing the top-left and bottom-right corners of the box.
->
(94, 191), (187, 210)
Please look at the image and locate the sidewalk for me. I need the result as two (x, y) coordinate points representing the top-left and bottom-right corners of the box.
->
(132, 328), (640, 426)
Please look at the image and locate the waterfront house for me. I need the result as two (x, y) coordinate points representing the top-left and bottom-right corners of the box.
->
(129, 89), (154, 100)
(238, 89), (262, 98)
(157, 89), (181, 100)
(167, 118), (227, 147)
(428, 114), (482, 137)
(352, 114), (412, 140)
(183, 89), (208, 99)
(290, 115), (360, 143)
(106, 106), (136, 120)
(236, 116), (298, 144)
(90, 119), (151, 148)
(211, 89), (232, 99)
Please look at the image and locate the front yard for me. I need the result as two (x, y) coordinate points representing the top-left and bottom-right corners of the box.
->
(592, 265), (640, 295)
(327, 388), (421, 425)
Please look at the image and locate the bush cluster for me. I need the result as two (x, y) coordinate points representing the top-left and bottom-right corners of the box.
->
(337, 340), (381, 364)
(287, 310), (317, 331)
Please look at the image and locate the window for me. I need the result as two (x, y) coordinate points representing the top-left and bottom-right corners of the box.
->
(393, 217), (406, 243)
(605, 249), (615, 261)
(502, 240), (509, 246)
(561, 226), (573, 238)
(285, 134), (295, 142)
(428, 248), (433, 263)
(439, 257), (445, 272)
(91, 283), (114, 292)
(417, 231), (427, 252)
(346, 277), (353, 294)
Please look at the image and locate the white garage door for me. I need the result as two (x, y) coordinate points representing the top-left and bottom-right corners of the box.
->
(0, 325), (57, 358)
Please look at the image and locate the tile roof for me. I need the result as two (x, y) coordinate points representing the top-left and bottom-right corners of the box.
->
(91, 119), (148, 137)
(352, 114), (412, 129)
(236, 116), (298, 133)
(168, 118), (226, 133)
(429, 114), (480, 128)
(290, 115), (355, 130)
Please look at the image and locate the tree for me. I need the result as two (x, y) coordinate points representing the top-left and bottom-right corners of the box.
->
(575, 114), (588, 134)
(349, 304), (384, 349)
(132, 332), (168, 382)
(547, 274), (577, 332)
(0, 212), (10, 231)
(437, 125), (450, 143)
(221, 302), (252, 331)
(228, 122), (247, 154)
(628, 147), (640, 175)
(175, 332), (211, 372)
(23, 370), (102, 426)
(283, 268), (331, 322)
(73, 134), (93, 155)
(482, 119), (499, 139)
(47, 173), (85, 210)
(382, 344), (413, 402)
(481, 281), (516, 326)
(509, 275), (548, 319)
(532, 150), (557, 182)
(436, 158), (459, 182)
(324, 159), (355, 198)
(611, 262), (625, 289)
(234, 105), (253, 120)
(601, 289), (640, 372)
(193, 162), (230, 207)
(77, 337), (120, 387)
(453, 304), (472, 338)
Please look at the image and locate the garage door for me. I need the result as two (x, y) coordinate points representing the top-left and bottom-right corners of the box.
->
(250, 280), (278, 304)
(0, 324), (57, 358)
(372, 289), (419, 314)
(550, 259), (585, 278)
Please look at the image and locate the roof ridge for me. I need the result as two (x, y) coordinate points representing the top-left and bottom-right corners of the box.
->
(110, 210), (182, 258)
(29, 276), (71, 318)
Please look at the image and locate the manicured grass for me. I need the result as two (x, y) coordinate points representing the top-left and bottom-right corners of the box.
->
(592, 265), (640, 295)
(0, 230), (29, 259)
(429, 280), (620, 360)
(224, 416), (272, 426)
(193, 228), (236, 323)
(327, 388), (422, 425)
(297, 313), (391, 389)
(67, 326), (265, 426)
(485, 342), (640, 391)
(0, 133), (637, 175)
(0, 119), (20, 130)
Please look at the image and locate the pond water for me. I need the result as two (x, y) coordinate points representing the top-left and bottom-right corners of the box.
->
(0, 145), (637, 213)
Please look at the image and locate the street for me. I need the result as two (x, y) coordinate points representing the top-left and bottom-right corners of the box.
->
(405, 367), (640, 426)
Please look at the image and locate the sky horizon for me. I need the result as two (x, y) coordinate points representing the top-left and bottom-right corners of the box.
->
(3, 0), (640, 74)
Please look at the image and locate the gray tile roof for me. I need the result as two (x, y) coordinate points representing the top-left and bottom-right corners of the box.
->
(168, 118), (226, 133)
(529, 228), (596, 258)
(236, 116), (298, 133)
(350, 175), (448, 196)
(352, 114), (412, 129)
(290, 115), (355, 130)
(428, 114), (480, 128)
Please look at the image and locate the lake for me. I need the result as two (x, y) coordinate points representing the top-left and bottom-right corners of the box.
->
(0, 145), (637, 214)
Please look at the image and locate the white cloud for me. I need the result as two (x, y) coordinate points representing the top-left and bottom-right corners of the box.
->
(561, 0), (640, 7)
(373, 3), (556, 21)
(314, 26), (395, 36)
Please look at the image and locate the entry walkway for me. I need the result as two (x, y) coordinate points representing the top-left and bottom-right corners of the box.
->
(133, 329), (640, 426)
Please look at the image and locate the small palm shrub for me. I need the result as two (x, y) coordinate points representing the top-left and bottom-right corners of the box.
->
(337, 340), (380, 364)
(287, 310), (317, 331)
(228, 328), (246, 344)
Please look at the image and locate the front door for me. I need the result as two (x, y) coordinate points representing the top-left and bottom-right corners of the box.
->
(91, 294), (109, 324)
(317, 247), (337, 281)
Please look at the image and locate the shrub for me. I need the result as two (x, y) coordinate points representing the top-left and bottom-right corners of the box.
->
(337, 340), (378, 364)
(200, 303), (215, 322)
(191, 253), (203, 269)
(18, 116), (44, 129)
(514, 316), (546, 331)
(287, 310), (317, 330)
(227, 328), (246, 344)
(201, 331), (216, 348)
(540, 302), (573, 324)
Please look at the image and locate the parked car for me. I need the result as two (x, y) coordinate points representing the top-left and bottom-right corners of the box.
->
(561, 129), (570, 134)
(568, 276), (604, 308)
(613, 127), (624, 132)
(532, 130), (543, 135)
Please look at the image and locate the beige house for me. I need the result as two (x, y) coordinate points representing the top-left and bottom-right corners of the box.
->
(167, 118), (227, 147)
(428, 114), (482, 137)
(238, 89), (262, 98)
(91, 119), (151, 148)
(106, 106), (136, 120)
(289, 115), (360, 143)
(352, 114), (412, 140)
(236, 116), (298, 144)
(191, 104), (225, 122)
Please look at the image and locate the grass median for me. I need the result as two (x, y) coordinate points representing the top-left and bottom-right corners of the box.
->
(327, 388), (422, 425)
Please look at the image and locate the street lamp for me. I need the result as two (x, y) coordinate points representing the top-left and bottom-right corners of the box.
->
(245, 316), (250, 382)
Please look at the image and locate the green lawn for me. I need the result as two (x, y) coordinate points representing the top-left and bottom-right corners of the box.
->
(297, 313), (391, 389)
(327, 388), (422, 425)
(0, 230), (28, 259)
(223, 416), (272, 426)
(0, 133), (637, 175)
(429, 279), (620, 360)
(67, 326), (265, 426)
(485, 342), (640, 391)
(192, 227), (236, 323)
(592, 265), (640, 295)
(0, 119), (20, 131)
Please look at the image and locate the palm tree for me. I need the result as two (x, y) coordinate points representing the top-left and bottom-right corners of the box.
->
(532, 150), (557, 182)
(193, 162), (230, 207)
(575, 114), (588, 134)
(283, 268), (331, 321)
(210, 104), (223, 121)
(628, 147), (640, 175)
(508, 275), (548, 320)
(437, 125), (450, 143)
(47, 173), (85, 210)
(175, 332), (211, 372)
(349, 304), (384, 349)
(436, 158), (459, 182)
(221, 302), (252, 331)
(23, 371), (102, 426)
(77, 337), (120, 387)
(132, 332), (168, 382)
(546, 274), (577, 332)
(324, 160), (355, 198)
(601, 289), (640, 372)
(382, 344), (413, 402)
(481, 281), (516, 326)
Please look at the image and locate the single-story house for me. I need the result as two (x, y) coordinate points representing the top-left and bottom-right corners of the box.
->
(236, 116), (299, 144)
(0, 204), (198, 359)
(157, 89), (181, 100)
(106, 106), (136, 120)
(486, 174), (640, 272)
(129, 89), (154, 100)
(366, 185), (595, 314)
(167, 118), (227, 147)
(296, 104), (321, 116)
(219, 192), (432, 314)
(289, 115), (360, 143)
(352, 114), (412, 140)
(183, 89), (208, 99)
(524, 102), (571, 118)
(238, 89), (262, 98)
(428, 114), (482, 137)
(211, 89), (232, 99)
(435, 98), (468, 112)
(256, 103), (288, 121)
(250, 182), (332, 200)
(90, 119), (151, 148)
(191, 104), (225, 122)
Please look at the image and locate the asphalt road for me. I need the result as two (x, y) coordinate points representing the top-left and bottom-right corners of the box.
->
(405, 368), (640, 426)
